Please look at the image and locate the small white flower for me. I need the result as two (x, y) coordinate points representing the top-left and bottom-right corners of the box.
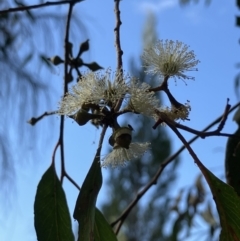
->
(154, 102), (191, 123)
(101, 142), (150, 168)
(59, 70), (129, 115)
(142, 39), (200, 80)
(127, 79), (159, 117)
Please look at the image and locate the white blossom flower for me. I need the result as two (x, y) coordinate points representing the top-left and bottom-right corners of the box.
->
(59, 70), (129, 115)
(127, 79), (159, 117)
(153, 102), (191, 123)
(142, 39), (200, 80)
(101, 142), (150, 168)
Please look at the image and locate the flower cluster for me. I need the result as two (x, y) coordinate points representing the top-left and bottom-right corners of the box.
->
(59, 70), (129, 115)
(58, 39), (199, 167)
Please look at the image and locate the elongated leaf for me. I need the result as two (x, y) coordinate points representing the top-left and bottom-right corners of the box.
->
(74, 147), (102, 241)
(34, 164), (74, 241)
(94, 208), (118, 241)
(225, 128), (240, 195)
(225, 108), (240, 195)
(196, 161), (240, 241)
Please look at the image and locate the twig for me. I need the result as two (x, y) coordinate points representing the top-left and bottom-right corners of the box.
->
(114, 0), (123, 71)
(164, 87), (184, 108)
(0, 0), (82, 14)
(27, 110), (57, 126)
(98, 124), (108, 149)
(166, 119), (203, 171)
(113, 0), (124, 113)
(148, 76), (182, 109)
(148, 76), (169, 92)
(64, 171), (81, 191)
(60, 123), (107, 194)
(217, 98), (231, 131)
(111, 101), (240, 233)
(49, 1), (88, 191)
(51, 140), (60, 166)
(115, 109), (140, 117)
(153, 99), (233, 134)
(59, 2), (74, 184)
(174, 99), (234, 138)
(175, 123), (239, 139)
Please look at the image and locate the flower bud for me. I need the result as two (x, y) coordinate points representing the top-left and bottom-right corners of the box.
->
(114, 134), (132, 149)
(110, 127), (133, 149)
(69, 109), (101, 126)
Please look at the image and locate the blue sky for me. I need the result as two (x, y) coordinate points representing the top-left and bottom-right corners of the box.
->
(1, 0), (239, 240)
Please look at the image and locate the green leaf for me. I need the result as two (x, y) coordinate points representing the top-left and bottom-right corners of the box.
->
(34, 164), (74, 241)
(74, 147), (103, 241)
(83, 62), (103, 72)
(94, 208), (118, 241)
(225, 108), (240, 195)
(196, 161), (240, 241)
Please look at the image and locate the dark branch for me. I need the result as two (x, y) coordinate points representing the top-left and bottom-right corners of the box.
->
(52, 141), (60, 166)
(114, 0), (123, 70)
(148, 76), (169, 92)
(113, 0), (124, 113)
(217, 98), (231, 131)
(153, 99), (235, 138)
(0, 0), (83, 14)
(174, 99), (235, 138)
(59, 2), (74, 184)
(166, 119), (203, 167)
(27, 111), (57, 126)
(64, 171), (81, 191)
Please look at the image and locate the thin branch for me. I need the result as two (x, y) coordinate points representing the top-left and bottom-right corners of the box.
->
(175, 123), (240, 139)
(27, 110), (57, 126)
(148, 76), (169, 92)
(153, 99), (233, 133)
(150, 76), (188, 108)
(0, 0), (82, 14)
(114, 0), (123, 70)
(111, 101), (240, 233)
(217, 98), (231, 131)
(98, 124), (108, 149)
(59, 2), (74, 184)
(174, 99), (234, 138)
(166, 119), (202, 170)
(51, 140), (60, 166)
(113, 0), (124, 113)
(115, 109), (140, 117)
(64, 171), (81, 191)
